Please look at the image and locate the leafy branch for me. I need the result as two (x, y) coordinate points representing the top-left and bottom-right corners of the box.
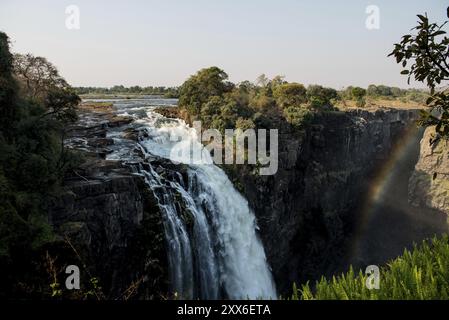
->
(389, 12), (449, 139)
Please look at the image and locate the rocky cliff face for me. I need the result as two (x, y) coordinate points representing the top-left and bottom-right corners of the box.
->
(49, 159), (167, 299)
(48, 106), (168, 299)
(409, 127), (449, 216)
(229, 108), (420, 294)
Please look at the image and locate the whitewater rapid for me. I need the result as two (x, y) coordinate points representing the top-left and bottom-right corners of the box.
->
(109, 100), (276, 299)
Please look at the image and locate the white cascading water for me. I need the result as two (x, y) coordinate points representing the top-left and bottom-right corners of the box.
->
(111, 101), (276, 299)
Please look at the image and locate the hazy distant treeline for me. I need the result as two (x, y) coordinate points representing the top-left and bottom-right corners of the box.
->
(342, 85), (429, 103)
(74, 83), (427, 104)
(73, 85), (180, 98)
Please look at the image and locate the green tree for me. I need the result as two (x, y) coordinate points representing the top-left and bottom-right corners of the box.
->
(389, 12), (449, 138)
(351, 87), (367, 107)
(351, 87), (366, 100)
(248, 93), (276, 113)
(306, 85), (338, 110)
(13, 54), (69, 101)
(179, 67), (232, 116)
(44, 88), (80, 123)
(390, 87), (404, 97)
(13, 53), (80, 123)
(367, 84), (379, 97)
(273, 83), (307, 109)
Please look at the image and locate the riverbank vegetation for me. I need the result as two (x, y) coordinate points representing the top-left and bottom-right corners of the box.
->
(74, 85), (180, 98)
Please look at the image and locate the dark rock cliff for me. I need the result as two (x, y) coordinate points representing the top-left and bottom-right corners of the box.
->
(49, 159), (168, 299)
(48, 106), (168, 299)
(227, 108), (420, 294)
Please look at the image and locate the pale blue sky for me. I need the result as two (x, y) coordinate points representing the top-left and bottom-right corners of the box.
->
(0, 0), (447, 88)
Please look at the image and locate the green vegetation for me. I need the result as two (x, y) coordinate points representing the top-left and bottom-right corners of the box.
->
(74, 85), (179, 98)
(292, 235), (449, 300)
(179, 67), (429, 135)
(350, 87), (367, 107)
(0, 32), (81, 298)
(180, 66), (234, 117)
(338, 84), (428, 109)
(367, 85), (428, 104)
(390, 13), (449, 139)
(306, 85), (338, 110)
(178, 67), (339, 133)
(273, 83), (307, 108)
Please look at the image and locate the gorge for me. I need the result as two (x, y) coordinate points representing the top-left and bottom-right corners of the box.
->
(47, 98), (449, 298)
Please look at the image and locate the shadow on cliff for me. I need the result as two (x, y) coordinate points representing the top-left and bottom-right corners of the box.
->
(346, 127), (449, 270)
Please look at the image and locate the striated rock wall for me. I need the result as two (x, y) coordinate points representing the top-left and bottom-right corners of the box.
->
(229, 108), (420, 294)
(49, 159), (168, 299)
(49, 104), (168, 299)
(409, 127), (449, 216)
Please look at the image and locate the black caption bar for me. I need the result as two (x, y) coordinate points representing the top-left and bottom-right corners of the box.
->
(3, 300), (449, 319)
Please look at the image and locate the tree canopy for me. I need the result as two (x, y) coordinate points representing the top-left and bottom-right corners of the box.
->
(273, 83), (308, 109)
(179, 67), (233, 116)
(306, 85), (338, 110)
(390, 12), (449, 139)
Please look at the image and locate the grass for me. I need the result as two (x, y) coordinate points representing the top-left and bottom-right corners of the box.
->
(292, 235), (449, 300)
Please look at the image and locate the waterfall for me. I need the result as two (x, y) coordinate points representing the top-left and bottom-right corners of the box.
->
(186, 165), (277, 299)
(113, 102), (276, 299)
